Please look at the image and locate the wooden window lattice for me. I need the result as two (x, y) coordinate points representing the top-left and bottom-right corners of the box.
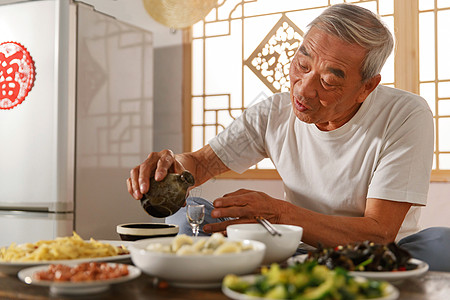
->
(186, 0), (450, 180)
(244, 14), (304, 94)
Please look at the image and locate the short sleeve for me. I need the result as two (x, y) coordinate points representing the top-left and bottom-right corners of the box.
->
(208, 97), (275, 173)
(367, 105), (434, 205)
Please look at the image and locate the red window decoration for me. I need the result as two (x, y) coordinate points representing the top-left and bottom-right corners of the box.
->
(0, 42), (36, 110)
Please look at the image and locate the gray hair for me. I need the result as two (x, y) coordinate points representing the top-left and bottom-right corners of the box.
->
(307, 3), (394, 82)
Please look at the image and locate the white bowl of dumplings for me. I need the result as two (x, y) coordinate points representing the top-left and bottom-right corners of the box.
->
(128, 233), (266, 287)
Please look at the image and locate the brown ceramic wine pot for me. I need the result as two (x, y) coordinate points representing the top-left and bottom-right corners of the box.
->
(140, 171), (195, 218)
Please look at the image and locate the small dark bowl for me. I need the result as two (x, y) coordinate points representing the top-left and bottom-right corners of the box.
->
(116, 223), (179, 241)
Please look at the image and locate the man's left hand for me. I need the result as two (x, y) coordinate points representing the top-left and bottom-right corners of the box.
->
(202, 189), (292, 233)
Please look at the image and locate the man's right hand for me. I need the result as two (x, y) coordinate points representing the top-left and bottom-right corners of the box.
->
(126, 149), (186, 200)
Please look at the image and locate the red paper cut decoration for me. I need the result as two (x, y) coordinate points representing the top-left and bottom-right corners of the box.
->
(0, 42), (36, 110)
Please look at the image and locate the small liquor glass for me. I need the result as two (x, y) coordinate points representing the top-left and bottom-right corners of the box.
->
(186, 204), (205, 237)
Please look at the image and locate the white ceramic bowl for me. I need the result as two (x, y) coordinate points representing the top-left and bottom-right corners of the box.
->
(128, 236), (266, 287)
(116, 223), (179, 241)
(227, 224), (303, 264)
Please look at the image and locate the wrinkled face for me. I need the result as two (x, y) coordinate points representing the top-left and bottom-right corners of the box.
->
(289, 27), (378, 131)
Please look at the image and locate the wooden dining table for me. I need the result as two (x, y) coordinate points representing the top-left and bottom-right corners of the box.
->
(1, 267), (450, 300)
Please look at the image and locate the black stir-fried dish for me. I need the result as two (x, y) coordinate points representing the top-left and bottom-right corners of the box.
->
(305, 241), (417, 272)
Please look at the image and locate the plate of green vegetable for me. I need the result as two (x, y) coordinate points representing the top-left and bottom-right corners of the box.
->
(222, 262), (399, 300)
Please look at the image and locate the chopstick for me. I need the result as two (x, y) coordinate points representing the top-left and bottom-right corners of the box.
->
(255, 216), (282, 236)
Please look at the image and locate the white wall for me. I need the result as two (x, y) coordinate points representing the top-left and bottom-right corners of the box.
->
(74, 3), (155, 240)
(420, 183), (450, 228)
(77, 2), (185, 156)
(75, 0), (182, 48)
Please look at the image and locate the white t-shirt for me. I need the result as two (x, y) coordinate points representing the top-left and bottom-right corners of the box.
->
(209, 85), (434, 241)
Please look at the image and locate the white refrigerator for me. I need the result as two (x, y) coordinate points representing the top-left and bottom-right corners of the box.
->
(0, 0), (155, 246)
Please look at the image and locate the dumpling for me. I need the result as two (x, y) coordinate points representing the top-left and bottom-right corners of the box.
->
(213, 241), (242, 255)
(204, 233), (226, 250)
(176, 244), (198, 255)
(171, 234), (193, 252)
(200, 248), (214, 255)
(192, 239), (207, 252)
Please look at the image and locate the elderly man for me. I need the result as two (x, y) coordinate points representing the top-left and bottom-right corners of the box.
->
(127, 3), (450, 271)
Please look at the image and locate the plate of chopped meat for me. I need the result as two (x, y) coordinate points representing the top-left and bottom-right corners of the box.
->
(17, 262), (141, 295)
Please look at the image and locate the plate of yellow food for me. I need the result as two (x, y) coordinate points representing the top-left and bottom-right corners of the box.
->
(0, 232), (131, 274)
